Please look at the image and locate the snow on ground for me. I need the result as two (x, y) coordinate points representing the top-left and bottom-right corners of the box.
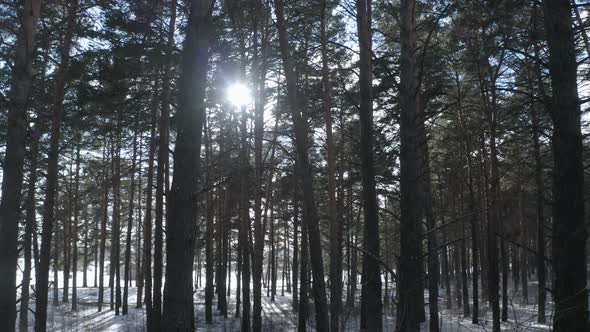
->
(16, 261), (557, 331)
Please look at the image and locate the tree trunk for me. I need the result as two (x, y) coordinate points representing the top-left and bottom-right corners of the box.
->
(356, 1), (383, 330)
(239, 102), (251, 329)
(298, 204), (309, 332)
(19, 122), (41, 331)
(320, 1), (343, 330)
(123, 130), (138, 315)
(251, 3), (269, 329)
(143, 89), (158, 330)
(273, 1), (330, 330)
(441, 217), (452, 309)
(136, 134), (144, 307)
(35, 1), (78, 330)
(98, 142), (110, 312)
(112, 126), (123, 316)
(0, 0), (41, 328)
(154, 0), (177, 326)
(531, 5), (547, 322)
(519, 191), (528, 305)
(71, 139), (82, 311)
(541, 3), (589, 325)
(397, 0), (423, 330)
(292, 192), (299, 312)
(162, 0), (214, 329)
(204, 117), (214, 324)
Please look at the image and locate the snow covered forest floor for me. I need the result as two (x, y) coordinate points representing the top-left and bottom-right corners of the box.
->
(17, 265), (559, 331)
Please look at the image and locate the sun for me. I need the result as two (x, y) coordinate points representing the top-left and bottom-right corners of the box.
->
(227, 82), (252, 107)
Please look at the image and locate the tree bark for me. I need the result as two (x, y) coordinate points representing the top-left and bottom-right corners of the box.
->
(397, 0), (423, 330)
(273, 0), (330, 330)
(19, 121), (41, 331)
(162, 0), (214, 330)
(98, 141), (110, 312)
(123, 130), (138, 315)
(542, 1), (589, 329)
(204, 117), (214, 324)
(143, 89), (158, 330)
(239, 103), (251, 329)
(71, 139), (82, 311)
(0, 0), (42, 328)
(35, 1), (78, 330)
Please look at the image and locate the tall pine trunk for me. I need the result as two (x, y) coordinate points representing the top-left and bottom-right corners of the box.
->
(397, 0), (423, 330)
(71, 139), (81, 311)
(0, 1), (41, 328)
(19, 122), (41, 330)
(162, 0), (214, 329)
(542, 1), (589, 330)
(123, 131), (138, 315)
(143, 91), (158, 330)
(35, 2), (78, 330)
(98, 141), (110, 312)
(274, 0), (330, 330)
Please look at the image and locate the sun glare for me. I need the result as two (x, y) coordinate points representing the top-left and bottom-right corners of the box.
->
(227, 82), (252, 107)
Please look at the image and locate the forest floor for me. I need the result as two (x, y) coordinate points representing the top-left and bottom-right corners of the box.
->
(16, 264), (557, 331)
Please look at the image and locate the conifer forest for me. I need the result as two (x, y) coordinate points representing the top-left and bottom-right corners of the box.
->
(1, 0), (590, 331)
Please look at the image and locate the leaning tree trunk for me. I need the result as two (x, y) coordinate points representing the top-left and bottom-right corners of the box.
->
(0, 0), (41, 329)
(542, 0), (589, 330)
(35, 1), (78, 330)
(162, 0), (214, 330)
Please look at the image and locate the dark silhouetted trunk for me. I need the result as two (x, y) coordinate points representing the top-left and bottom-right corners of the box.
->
(204, 118), (214, 324)
(542, 1), (589, 328)
(19, 122), (41, 331)
(397, 0), (423, 330)
(35, 2), (78, 330)
(143, 91), (158, 330)
(71, 140), (81, 311)
(321, 0), (343, 330)
(136, 135), (144, 307)
(98, 142), (110, 312)
(356, 1), (383, 330)
(298, 206), (309, 332)
(239, 103), (251, 329)
(123, 131), (138, 315)
(0, 0), (41, 328)
(162, 0), (214, 329)
(274, 0), (330, 330)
